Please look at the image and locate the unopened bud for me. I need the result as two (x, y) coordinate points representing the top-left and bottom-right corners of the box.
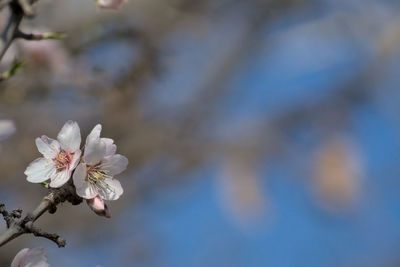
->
(86, 197), (111, 218)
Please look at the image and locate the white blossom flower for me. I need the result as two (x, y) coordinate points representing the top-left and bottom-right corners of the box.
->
(73, 124), (128, 201)
(0, 120), (16, 142)
(87, 196), (111, 218)
(11, 248), (49, 267)
(25, 121), (81, 188)
(96, 0), (127, 9)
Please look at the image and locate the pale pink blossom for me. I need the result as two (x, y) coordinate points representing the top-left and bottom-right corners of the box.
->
(25, 121), (81, 188)
(73, 124), (127, 201)
(96, 0), (127, 10)
(11, 248), (49, 267)
(22, 39), (70, 77)
(0, 119), (16, 142)
(87, 196), (111, 218)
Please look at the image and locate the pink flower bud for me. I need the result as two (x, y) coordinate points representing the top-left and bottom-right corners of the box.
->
(86, 196), (111, 218)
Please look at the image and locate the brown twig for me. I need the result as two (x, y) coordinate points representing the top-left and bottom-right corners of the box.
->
(0, 2), (24, 62)
(25, 222), (66, 248)
(0, 182), (82, 248)
(0, 0), (43, 81)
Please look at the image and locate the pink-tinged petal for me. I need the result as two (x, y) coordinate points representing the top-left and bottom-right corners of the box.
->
(57, 120), (81, 153)
(101, 154), (128, 176)
(86, 197), (111, 218)
(84, 138), (106, 166)
(72, 163), (86, 187)
(102, 138), (116, 156)
(35, 136), (60, 159)
(49, 170), (71, 188)
(11, 248), (49, 267)
(69, 149), (82, 171)
(11, 248), (29, 267)
(25, 158), (56, 183)
(98, 178), (123, 201)
(85, 124), (102, 146)
(73, 163), (98, 199)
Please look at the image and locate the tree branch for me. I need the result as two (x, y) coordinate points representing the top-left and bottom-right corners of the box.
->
(0, 182), (82, 248)
(0, 0), (42, 67)
(0, 2), (23, 62)
(25, 222), (66, 248)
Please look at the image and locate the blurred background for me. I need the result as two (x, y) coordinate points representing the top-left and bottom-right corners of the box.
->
(1, 0), (400, 266)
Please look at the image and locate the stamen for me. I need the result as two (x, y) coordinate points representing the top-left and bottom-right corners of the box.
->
(85, 165), (112, 184)
(53, 150), (73, 172)
(85, 164), (115, 196)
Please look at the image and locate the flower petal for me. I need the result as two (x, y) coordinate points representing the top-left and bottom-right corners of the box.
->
(73, 163), (98, 199)
(69, 149), (82, 171)
(102, 138), (116, 156)
(12, 247), (49, 267)
(84, 138), (106, 166)
(101, 154), (128, 176)
(25, 158), (56, 183)
(21, 248), (49, 267)
(11, 248), (29, 267)
(57, 120), (81, 152)
(49, 170), (71, 188)
(35, 136), (60, 159)
(86, 197), (111, 218)
(98, 178), (123, 200)
(85, 124), (102, 146)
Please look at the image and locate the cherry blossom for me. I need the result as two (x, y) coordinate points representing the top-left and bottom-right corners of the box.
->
(73, 124), (128, 201)
(11, 248), (49, 267)
(25, 121), (81, 188)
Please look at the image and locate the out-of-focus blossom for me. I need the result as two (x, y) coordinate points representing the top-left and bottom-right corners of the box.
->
(25, 121), (81, 188)
(314, 136), (363, 210)
(22, 40), (70, 76)
(218, 156), (267, 226)
(0, 119), (16, 142)
(73, 124), (128, 201)
(87, 196), (111, 218)
(96, 0), (127, 10)
(2, 30), (70, 77)
(11, 248), (49, 267)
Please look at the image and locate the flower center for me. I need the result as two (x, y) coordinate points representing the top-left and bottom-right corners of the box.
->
(86, 165), (108, 184)
(86, 165), (115, 195)
(54, 150), (73, 171)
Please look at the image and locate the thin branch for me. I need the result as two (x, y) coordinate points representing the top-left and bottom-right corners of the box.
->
(0, 0), (42, 66)
(0, 2), (23, 62)
(17, 0), (34, 17)
(0, 204), (12, 228)
(0, 60), (24, 81)
(25, 222), (66, 248)
(15, 31), (66, 41)
(0, 182), (82, 248)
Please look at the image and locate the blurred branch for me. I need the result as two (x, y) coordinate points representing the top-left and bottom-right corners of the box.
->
(0, 60), (24, 81)
(0, 0), (43, 80)
(0, 2), (23, 62)
(15, 31), (66, 41)
(0, 181), (82, 248)
(0, 0), (12, 10)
